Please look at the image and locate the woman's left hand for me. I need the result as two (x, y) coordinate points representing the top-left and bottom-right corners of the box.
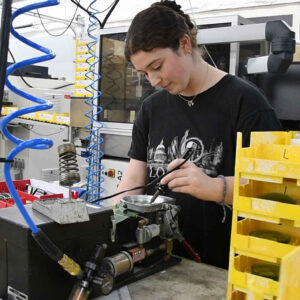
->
(160, 158), (222, 202)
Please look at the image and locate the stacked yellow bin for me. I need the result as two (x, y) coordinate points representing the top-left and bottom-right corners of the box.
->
(74, 37), (95, 98)
(227, 131), (300, 300)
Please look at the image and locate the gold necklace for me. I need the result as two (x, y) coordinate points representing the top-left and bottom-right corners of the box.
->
(177, 63), (209, 107)
(177, 94), (197, 107)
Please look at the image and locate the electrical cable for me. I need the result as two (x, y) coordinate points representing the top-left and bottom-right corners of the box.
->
(0, 0), (81, 277)
(101, 0), (119, 29)
(36, 1), (79, 37)
(11, 5), (82, 27)
(20, 124), (65, 136)
(97, 0), (118, 14)
(84, 0), (104, 204)
(8, 48), (34, 88)
(70, 0), (102, 28)
(0, 0), (13, 114)
(90, 147), (194, 203)
(69, 0), (119, 30)
(186, 0), (217, 68)
(203, 45), (218, 68)
(8, 48), (74, 90)
(53, 82), (74, 89)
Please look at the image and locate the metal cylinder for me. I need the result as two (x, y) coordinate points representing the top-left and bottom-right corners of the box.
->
(136, 224), (160, 244)
(68, 280), (90, 300)
(103, 251), (133, 278)
(58, 143), (80, 186)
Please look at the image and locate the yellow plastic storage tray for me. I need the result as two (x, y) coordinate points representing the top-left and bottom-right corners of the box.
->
(229, 255), (279, 297)
(232, 218), (300, 263)
(227, 131), (300, 300)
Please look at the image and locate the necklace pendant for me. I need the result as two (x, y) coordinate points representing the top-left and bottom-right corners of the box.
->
(188, 101), (194, 107)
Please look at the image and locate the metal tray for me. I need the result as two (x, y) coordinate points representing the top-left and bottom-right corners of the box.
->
(120, 195), (175, 213)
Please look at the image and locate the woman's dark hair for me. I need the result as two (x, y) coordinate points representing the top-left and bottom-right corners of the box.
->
(125, 0), (197, 62)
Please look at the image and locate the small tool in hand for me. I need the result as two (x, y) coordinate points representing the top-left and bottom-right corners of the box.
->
(149, 145), (195, 204)
(149, 183), (168, 204)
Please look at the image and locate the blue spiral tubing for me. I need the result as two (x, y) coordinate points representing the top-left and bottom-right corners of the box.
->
(84, 0), (104, 204)
(0, 0), (59, 234)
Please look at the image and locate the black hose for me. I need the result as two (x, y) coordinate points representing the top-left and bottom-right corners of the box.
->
(101, 0), (120, 29)
(91, 146), (195, 203)
(0, 0), (13, 114)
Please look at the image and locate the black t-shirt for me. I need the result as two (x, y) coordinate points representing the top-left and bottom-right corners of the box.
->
(128, 74), (282, 269)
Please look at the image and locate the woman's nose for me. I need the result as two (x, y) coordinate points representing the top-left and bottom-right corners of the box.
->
(147, 73), (161, 87)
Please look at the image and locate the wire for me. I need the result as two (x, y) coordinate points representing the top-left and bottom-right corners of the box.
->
(11, 5), (82, 27)
(20, 124), (65, 136)
(8, 48), (74, 90)
(98, 0), (118, 14)
(187, 0), (196, 21)
(8, 48), (34, 88)
(186, 0), (217, 68)
(203, 45), (218, 68)
(101, 0), (119, 29)
(70, 0), (119, 29)
(91, 147), (194, 203)
(53, 83), (74, 89)
(70, 0), (101, 28)
(36, 2), (79, 37)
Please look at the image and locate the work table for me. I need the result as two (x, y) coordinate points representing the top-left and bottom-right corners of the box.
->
(101, 258), (228, 300)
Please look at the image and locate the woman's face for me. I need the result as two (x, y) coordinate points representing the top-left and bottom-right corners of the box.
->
(130, 46), (192, 95)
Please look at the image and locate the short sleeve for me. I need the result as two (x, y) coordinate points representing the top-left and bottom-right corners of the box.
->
(237, 108), (283, 147)
(128, 101), (150, 162)
(232, 79), (282, 147)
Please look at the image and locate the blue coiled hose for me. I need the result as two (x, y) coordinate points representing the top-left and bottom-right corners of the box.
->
(0, 0), (59, 234)
(84, 0), (104, 203)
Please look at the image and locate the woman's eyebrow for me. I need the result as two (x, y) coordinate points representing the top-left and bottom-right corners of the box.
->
(136, 58), (160, 72)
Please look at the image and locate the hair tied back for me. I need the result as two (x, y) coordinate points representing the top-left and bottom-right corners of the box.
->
(153, 1), (183, 14)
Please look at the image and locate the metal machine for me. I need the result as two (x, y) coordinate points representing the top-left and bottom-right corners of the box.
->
(69, 194), (193, 299)
(0, 138), (199, 299)
(0, 192), (201, 299)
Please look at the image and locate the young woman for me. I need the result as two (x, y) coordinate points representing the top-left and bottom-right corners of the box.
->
(114, 0), (282, 268)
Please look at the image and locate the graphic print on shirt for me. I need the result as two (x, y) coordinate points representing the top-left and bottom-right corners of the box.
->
(147, 130), (223, 178)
